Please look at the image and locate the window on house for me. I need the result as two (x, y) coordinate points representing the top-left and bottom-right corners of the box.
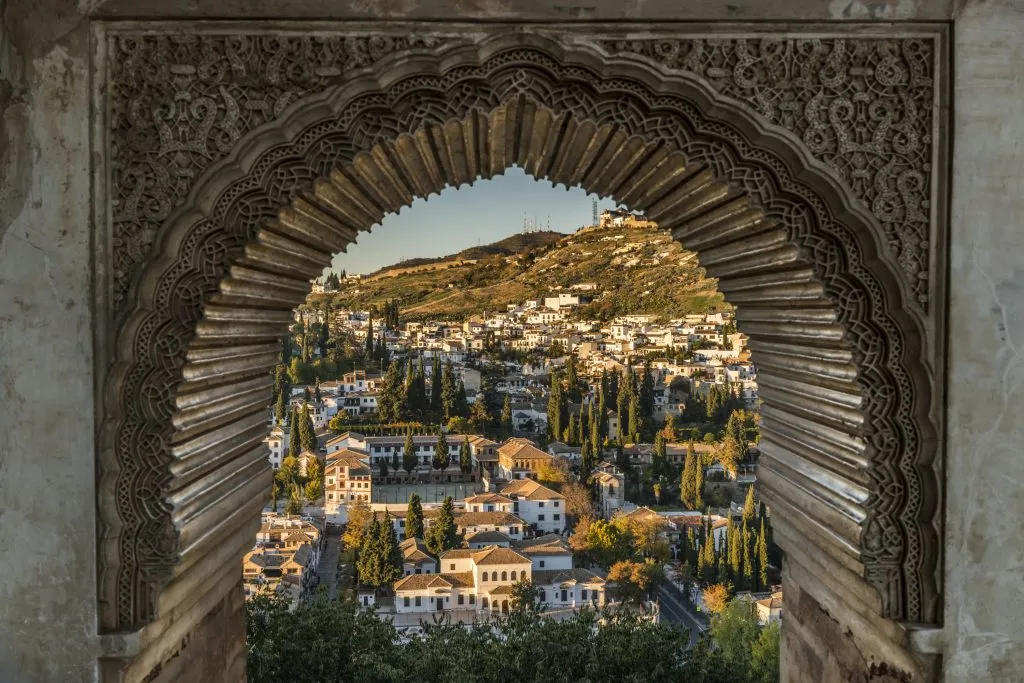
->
(520, 570), (526, 580)
(539, 560), (545, 568)
(538, 502), (545, 508)
(450, 563), (456, 570)
(501, 571), (507, 581)
(553, 514), (560, 521)
(415, 597), (421, 607)
(469, 595), (476, 604)
(553, 501), (559, 507)
(404, 597), (410, 607)
(538, 514), (545, 521)
(458, 594), (464, 605)
(581, 589), (588, 600)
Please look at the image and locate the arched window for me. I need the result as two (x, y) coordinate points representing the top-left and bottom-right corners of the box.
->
(520, 570), (526, 580)
(482, 597), (488, 609)
(501, 571), (507, 581)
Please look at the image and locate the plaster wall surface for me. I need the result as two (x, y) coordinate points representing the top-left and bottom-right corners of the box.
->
(0, 0), (99, 681)
(946, 1), (1024, 680)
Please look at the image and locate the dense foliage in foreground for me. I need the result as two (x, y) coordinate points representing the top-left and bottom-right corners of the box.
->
(246, 593), (777, 683)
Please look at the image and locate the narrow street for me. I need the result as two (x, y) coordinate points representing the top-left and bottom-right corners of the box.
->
(316, 527), (343, 600)
(657, 581), (708, 647)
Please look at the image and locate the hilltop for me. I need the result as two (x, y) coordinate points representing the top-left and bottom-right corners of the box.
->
(370, 231), (565, 277)
(310, 223), (726, 321)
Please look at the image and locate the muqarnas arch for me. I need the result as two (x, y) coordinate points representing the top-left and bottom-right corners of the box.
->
(98, 32), (941, 679)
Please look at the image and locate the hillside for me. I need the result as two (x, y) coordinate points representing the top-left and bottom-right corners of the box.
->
(310, 224), (726, 320)
(370, 231), (564, 277)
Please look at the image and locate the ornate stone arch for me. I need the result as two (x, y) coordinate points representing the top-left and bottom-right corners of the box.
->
(98, 31), (940, 676)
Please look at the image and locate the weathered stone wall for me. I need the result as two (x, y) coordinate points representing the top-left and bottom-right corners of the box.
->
(0, 0), (99, 681)
(945, 0), (1024, 679)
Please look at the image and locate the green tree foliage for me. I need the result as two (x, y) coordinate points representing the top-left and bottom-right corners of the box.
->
(459, 439), (472, 474)
(709, 598), (762, 677)
(469, 397), (491, 433)
(288, 407), (301, 458)
(304, 456), (324, 502)
(246, 592), (759, 683)
(300, 405), (317, 453)
(681, 441), (697, 509)
(406, 493), (424, 540)
(274, 391), (287, 425)
(756, 518), (770, 592)
(607, 559), (664, 605)
(628, 393), (641, 444)
(434, 431), (449, 470)
(424, 496), (461, 556)
(364, 316), (375, 358)
(342, 499), (373, 550)
(742, 486), (757, 526)
(652, 431), (668, 479)
(403, 429), (417, 474)
(694, 459), (705, 510)
(580, 519), (633, 569)
(501, 394), (513, 436)
(547, 371), (566, 441)
(377, 360), (406, 423)
(565, 354), (582, 403)
(429, 356), (443, 417)
(377, 511), (403, 586)
(750, 623), (781, 683)
(285, 485), (303, 516)
(440, 361), (459, 420)
(356, 516), (383, 587)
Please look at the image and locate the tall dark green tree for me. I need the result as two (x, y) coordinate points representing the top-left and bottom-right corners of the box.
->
(403, 429), (417, 474)
(425, 496), (461, 556)
(300, 405), (317, 453)
(742, 521), (754, 590)
(377, 359), (405, 423)
(440, 360), (459, 420)
(429, 356), (443, 418)
(406, 493), (424, 539)
(459, 439), (472, 475)
(434, 431), (449, 470)
(742, 485), (757, 526)
(628, 393), (641, 444)
(364, 316), (374, 358)
(547, 371), (565, 441)
(288, 406), (301, 458)
(356, 515), (382, 586)
(501, 394), (513, 436)
(653, 431), (667, 479)
(756, 517), (770, 591)
(639, 358), (656, 437)
(694, 457), (705, 510)
(378, 511), (402, 585)
(274, 390), (287, 425)
(565, 354), (582, 403)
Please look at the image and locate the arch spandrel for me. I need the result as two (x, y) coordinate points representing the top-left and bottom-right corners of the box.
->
(98, 29), (942, 677)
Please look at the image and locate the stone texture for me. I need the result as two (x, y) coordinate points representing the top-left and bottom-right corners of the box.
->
(945, 1), (1024, 680)
(0, 0), (99, 680)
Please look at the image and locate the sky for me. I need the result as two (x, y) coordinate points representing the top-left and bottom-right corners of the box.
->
(329, 167), (621, 275)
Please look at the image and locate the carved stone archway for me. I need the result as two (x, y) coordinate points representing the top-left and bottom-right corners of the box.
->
(97, 28), (943, 680)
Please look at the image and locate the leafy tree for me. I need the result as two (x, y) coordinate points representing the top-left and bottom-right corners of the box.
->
(607, 559), (663, 605)
(434, 431), (449, 470)
(703, 583), (730, 614)
(501, 394), (513, 436)
(406, 493), (424, 540)
(709, 598), (761, 675)
(403, 429), (417, 474)
(277, 455), (301, 489)
(424, 496), (461, 556)
(582, 518), (632, 569)
(459, 439), (472, 475)
(304, 456), (324, 501)
(469, 397), (491, 433)
(652, 431), (668, 479)
(285, 484), (303, 516)
(342, 498), (373, 550)
(356, 515), (383, 586)
(561, 481), (594, 528)
(510, 578), (539, 612)
(750, 622), (781, 683)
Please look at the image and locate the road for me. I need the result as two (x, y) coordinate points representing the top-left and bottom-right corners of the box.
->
(657, 582), (707, 647)
(316, 529), (342, 600)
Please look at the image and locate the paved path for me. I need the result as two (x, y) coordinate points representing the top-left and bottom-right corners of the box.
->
(658, 581), (708, 647)
(317, 530), (342, 599)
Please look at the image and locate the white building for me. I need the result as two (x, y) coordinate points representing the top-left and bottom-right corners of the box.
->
(500, 479), (566, 534)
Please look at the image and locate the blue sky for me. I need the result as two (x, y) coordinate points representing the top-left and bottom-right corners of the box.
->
(329, 167), (620, 275)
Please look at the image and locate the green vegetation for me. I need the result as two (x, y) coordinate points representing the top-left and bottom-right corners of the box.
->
(246, 592), (778, 683)
(307, 223), (726, 321)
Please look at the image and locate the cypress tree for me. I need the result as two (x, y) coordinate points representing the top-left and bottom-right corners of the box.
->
(681, 442), (696, 508)
(406, 493), (424, 539)
(547, 372), (564, 441)
(694, 459), (705, 510)
(757, 517), (770, 591)
(435, 431), (449, 469)
(597, 380), (607, 439)
(653, 431), (667, 478)
(391, 448), (400, 472)
(565, 355), (581, 403)
(275, 390), (287, 425)
(364, 316), (374, 358)
(459, 439), (472, 474)
(285, 483), (303, 516)
(440, 361), (458, 420)
(288, 406), (301, 458)
(455, 379), (470, 418)
(430, 356), (443, 418)
(357, 515), (382, 587)
(628, 393), (641, 444)
(403, 429), (416, 474)
(425, 496), (460, 556)
(378, 511), (402, 586)
(742, 520), (754, 590)
(300, 405), (317, 453)
(501, 394), (513, 436)
(727, 518), (741, 582)
(742, 485), (757, 525)
(686, 527), (698, 567)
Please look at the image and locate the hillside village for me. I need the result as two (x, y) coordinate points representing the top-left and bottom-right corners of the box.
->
(248, 209), (780, 649)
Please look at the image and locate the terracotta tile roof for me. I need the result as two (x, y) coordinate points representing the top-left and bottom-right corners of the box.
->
(497, 438), (553, 461)
(499, 479), (564, 501)
(464, 493), (513, 505)
(393, 571), (475, 591)
(471, 546), (531, 566)
(439, 549), (474, 560)
(455, 511), (524, 527)
(400, 538), (435, 564)
(532, 568), (606, 586)
(488, 584), (515, 595)
(466, 531), (511, 544)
